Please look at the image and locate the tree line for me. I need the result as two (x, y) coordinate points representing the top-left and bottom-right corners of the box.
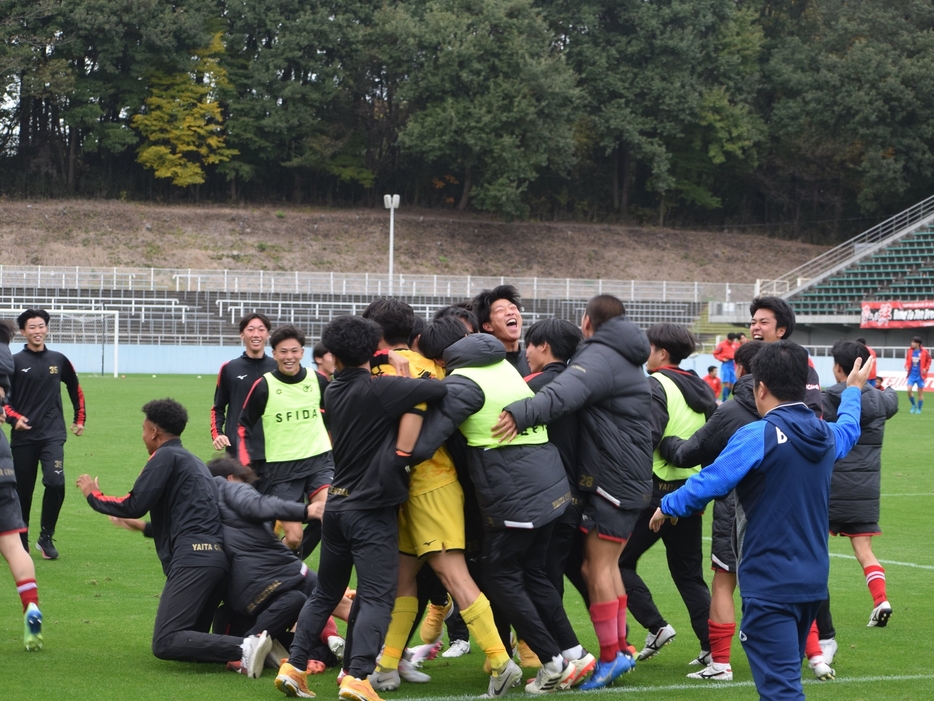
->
(2, 0), (933, 239)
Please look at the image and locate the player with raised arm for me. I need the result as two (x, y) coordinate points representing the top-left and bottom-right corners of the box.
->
(649, 343), (872, 701)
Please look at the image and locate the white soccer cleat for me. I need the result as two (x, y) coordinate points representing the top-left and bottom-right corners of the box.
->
(687, 662), (732, 681)
(368, 668), (401, 691)
(487, 659), (522, 698)
(637, 624), (676, 661)
(441, 639), (471, 658)
(868, 601), (892, 627)
(266, 638), (290, 668)
(808, 657), (835, 681)
(688, 650), (712, 666)
(398, 658), (431, 683)
(524, 661), (574, 694)
(328, 635), (346, 661)
(241, 630), (273, 679)
(818, 638), (837, 665)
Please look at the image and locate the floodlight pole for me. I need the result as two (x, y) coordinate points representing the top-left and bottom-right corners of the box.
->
(384, 194), (400, 295)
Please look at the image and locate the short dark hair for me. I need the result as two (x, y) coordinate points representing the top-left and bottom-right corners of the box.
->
(749, 296), (796, 339)
(321, 315), (381, 367)
(17, 309), (49, 330)
(525, 319), (583, 363)
(727, 332), (737, 341)
(912, 335), (923, 345)
(408, 315), (427, 348)
(737, 332), (747, 340)
(832, 340), (871, 376)
(750, 341), (808, 403)
(142, 398), (188, 436)
(584, 295), (626, 331)
(238, 313), (271, 333)
(419, 317), (470, 361)
(708, 365), (717, 373)
(312, 341), (329, 360)
(433, 305), (479, 333)
(0, 320), (15, 345)
(646, 323), (696, 365)
(471, 285), (522, 330)
(270, 324), (305, 350)
(207, 456), (256, 483)
(734, 340), (765, 374)
(361, 298), (415, 346)
(855, 337), (867, 345)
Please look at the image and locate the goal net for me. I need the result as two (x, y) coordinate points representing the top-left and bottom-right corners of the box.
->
(0, 309), (119, 377)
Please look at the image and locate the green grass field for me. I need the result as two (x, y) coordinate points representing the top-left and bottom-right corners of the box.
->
(1, 374), (933, 701)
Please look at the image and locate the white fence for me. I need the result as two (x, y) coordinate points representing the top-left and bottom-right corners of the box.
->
(0, 265), (753, 303)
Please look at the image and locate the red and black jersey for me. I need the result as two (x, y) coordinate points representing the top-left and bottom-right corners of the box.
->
(211, 352), (277, 450)
(85, 438), (227, 576)
(5, 345), (85, 446)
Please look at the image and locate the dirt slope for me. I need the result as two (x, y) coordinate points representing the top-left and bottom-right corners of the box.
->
(0, 200), (826, 282)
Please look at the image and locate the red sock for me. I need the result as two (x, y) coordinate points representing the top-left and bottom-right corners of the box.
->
(864, 565), (887, 605)
(16, 579), (39, 612)
(708, 620), (735, 665)
(319, 616), (339, 645)
(589, 600), (620, 662)
(805, 621), (822, 660)
(616, 595), (628, 652)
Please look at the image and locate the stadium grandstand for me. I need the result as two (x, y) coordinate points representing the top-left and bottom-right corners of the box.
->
(0, 266), (750, 346)
(710, 193), (934, 368)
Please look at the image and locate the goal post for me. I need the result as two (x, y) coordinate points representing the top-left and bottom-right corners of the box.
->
(0, 309), (119, 377)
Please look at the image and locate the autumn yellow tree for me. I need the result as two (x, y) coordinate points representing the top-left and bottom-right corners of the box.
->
(132, 33), (237, 187)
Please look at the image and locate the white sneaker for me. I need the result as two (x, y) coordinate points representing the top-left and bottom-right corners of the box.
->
(442, 639), (471, 658)
(818, 638), (837, 665)
(399, 658), (431, 683)
(328, 635), (346, 661)
(688, 650), (712, 666)
(524, 661), (574, 694)
(487, 659), (522, 698)
(637, 624), (676, 661)
(241, 630), (273, 679)
(808, 657), (835, 681)
(868, 601), (892, 627)
(687, 662), (732, 681)
(368, 668), (401, 691)
(266, 638), (290, 668)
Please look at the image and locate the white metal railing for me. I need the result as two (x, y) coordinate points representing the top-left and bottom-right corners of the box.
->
(757, 193), (934, 298)
(0, 265), (753, 303)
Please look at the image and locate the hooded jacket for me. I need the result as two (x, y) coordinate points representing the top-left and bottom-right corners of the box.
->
(823, 382), (898, 524)
(659, 374), (760, 556)
(411, 334), (570, 531)
(214, 477), (313, 616)
(660, 394), (862, 602)
(503, 316), (653, 511)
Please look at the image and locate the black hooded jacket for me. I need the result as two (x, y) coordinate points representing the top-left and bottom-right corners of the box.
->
(411, 334), (570, 530)
(214, 477), (312, 616)
(503, 316), (653, 511)
(823, 382), (898, 524)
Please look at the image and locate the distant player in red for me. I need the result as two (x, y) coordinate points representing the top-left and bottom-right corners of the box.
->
(712, 333), (738, 401)
(702, 367), (722, 401)
(904, 336), (930, 414)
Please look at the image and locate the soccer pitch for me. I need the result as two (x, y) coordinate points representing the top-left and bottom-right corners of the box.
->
(1, 374), (932, 701)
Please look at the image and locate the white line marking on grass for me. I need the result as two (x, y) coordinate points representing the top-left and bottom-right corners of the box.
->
(881, 493), (934, 497)
(400, 674), (934, 700)
(829, 552), (934, 570)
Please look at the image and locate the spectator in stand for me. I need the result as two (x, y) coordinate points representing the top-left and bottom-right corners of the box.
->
(905, 336), (930, 414)
(702, 367), (722, 402)
(854, 338), (878, 388)
(712, 333), (738, 402)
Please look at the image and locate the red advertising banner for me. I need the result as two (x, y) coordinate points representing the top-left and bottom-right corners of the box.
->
(878, 371), (934, 392)
(860, 300), (934, 328)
